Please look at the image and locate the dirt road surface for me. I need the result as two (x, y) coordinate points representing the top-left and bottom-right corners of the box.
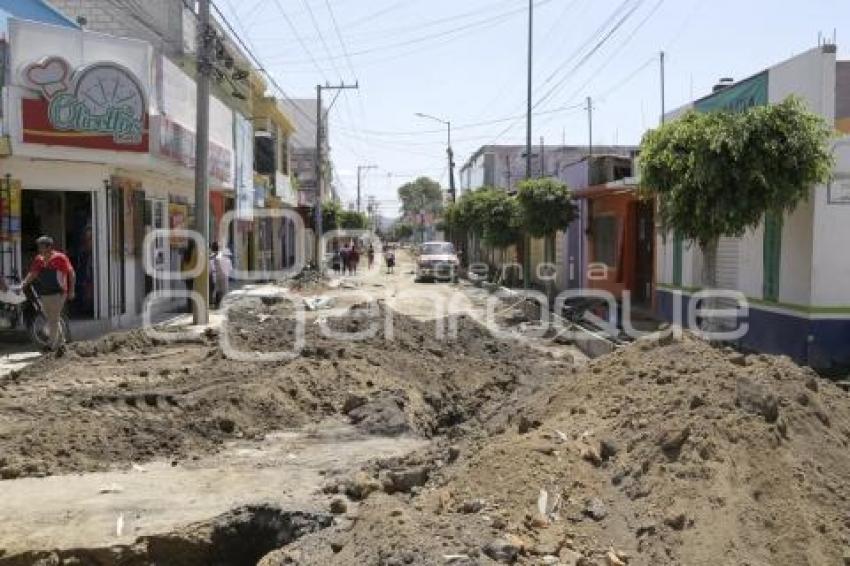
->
(1, 250), (848, 565)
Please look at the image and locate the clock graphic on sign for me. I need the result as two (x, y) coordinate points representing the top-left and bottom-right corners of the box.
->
(74, 63), (146, 123)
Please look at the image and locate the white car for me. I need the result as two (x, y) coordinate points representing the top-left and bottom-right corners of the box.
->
(415, 241), (459, 282)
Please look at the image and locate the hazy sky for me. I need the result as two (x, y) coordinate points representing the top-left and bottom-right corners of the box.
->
(215, 0), (849, 217)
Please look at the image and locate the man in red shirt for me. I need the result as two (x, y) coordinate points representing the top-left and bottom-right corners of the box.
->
(22, 236), (75, 352)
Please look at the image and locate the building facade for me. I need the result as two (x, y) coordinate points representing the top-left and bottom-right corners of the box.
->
(655, 45), (850, 368)
(0, 2), (311, 334)
(459, 144), (635, 194)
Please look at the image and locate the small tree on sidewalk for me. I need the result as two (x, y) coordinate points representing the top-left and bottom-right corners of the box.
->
(516, 178), (577, 285)
(640, 96), (833, 288)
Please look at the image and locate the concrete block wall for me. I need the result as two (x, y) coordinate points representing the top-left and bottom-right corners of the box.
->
(49, 0), (186, 58)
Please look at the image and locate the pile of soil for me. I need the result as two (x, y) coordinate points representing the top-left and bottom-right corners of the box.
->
(271, 334), (850, 566)
(0, 298), (567, 479)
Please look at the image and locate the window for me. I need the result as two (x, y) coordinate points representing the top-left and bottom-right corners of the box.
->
(420, 242), (455, 255)
(254, 132), (275, 175)
(592, 215), (618, 267)
(763, 210), (783, 301)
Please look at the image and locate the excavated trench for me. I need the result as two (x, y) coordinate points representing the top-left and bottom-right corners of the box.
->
(0, 506), (332, 566)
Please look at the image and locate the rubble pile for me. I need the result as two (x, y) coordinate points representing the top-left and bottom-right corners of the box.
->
(270, 335), (850, 566)
(1, 297), (849, 565)
(0, 300), (564, 478)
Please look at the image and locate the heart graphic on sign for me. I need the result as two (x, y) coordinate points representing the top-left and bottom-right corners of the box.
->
(25, 57), (70, 99)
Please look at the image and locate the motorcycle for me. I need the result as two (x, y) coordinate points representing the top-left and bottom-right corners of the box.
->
(0, 276), (71, 348)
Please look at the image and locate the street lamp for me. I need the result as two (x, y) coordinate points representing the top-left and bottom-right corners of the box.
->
(414, 112), (456, 202)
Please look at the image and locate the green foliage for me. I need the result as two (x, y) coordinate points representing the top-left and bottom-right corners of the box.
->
(393, 222), (414, 240)
(482, 190), (523, 248)
(321, 200), (344, 230)
(340, 210), (369, 230)
(640, 96), (834, 247)
(322, 201), (369, 231)
(441, 187), (523, 249)
(398, 177), (444, 218)
(516, 178), (577, 238)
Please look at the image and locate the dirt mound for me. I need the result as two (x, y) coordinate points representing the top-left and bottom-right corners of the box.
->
(0, 301), (566, 479)
(274, 334), (850, 565)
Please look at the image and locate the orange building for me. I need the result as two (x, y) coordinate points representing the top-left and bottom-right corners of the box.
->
(575, 178), (655, 308)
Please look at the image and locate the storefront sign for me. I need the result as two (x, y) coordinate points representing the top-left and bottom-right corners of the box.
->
(234, 114), (254, 221)
(0, 180), (22, 241)
(156, 117), (233, 185)
(21, 57), (148, 152)
(694, 72), (769, 114)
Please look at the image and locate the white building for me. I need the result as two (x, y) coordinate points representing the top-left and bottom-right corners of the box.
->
(0, 17), (244, 334)
(655, 44), (850, 368)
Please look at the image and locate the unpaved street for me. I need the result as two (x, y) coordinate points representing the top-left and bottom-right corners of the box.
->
(0, 250), (581, 563)
(0, 251), (848, 565)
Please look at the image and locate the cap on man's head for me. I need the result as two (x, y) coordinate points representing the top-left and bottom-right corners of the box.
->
(36, 236), (54, 248)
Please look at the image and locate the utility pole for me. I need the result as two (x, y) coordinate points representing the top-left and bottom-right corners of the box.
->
(539, 136), (545, 178)
(314, 81), (358, 270)
(660, 51), (666, 124)
(586, 96), (593, 160)
(586, 96), (593, 190)
(523, 0), (533, 290)
(525, 0), (533, 180)
(447, 123), (456, 203)
(192, 0), (213, 325)
(357, 165), (377, 213)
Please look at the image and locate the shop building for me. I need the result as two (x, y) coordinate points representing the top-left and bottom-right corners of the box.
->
(655, 45), (850, 369)
(0, 17), (248, 332)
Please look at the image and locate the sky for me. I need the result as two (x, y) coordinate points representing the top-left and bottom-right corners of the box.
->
(214, 0), (849, 218)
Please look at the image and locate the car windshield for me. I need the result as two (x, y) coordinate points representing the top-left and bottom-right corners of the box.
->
(421, 243), (454, 255)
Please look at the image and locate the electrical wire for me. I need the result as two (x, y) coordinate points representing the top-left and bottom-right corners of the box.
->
(324, 0), (358, 81)
(209, 0), (318, 128)
(271, 0), (330, 80)
(262, 0), (556, 66)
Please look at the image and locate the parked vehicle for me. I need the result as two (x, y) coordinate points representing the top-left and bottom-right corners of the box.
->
(0, 276), (70, 348)
(415, 241), (459, 282)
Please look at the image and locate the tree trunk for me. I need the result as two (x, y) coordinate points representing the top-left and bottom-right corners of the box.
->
(700, 238), (719, 333)
(701, 238), (718, 289)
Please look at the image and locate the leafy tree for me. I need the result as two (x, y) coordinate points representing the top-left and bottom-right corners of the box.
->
(449, 187), (496, 234)
(480, 190), (523, 248)
(641, 97), (834, 246)
(340, 210), (369, 230)
(640, 96), (834, 284)
(393, 222), (414, 241)
(516, 178), (577, 239)
(398, 177), (444, 219)
(321, 199), (344, 230)
(516, 178), (576, 267)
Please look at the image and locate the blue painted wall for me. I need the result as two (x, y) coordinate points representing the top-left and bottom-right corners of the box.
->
(656, 288), (850, 369)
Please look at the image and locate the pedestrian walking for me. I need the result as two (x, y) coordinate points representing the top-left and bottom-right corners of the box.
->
(385, 249), (396, 274)
(349, 245), (360, 275)
(209, 242), (233, 309)
(181, 239), (198, 313)
(332, 247), (342, 275)
(340, 244), (350, 276)
(22, 236), (75, 352)
(367, 244), (375, 270)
